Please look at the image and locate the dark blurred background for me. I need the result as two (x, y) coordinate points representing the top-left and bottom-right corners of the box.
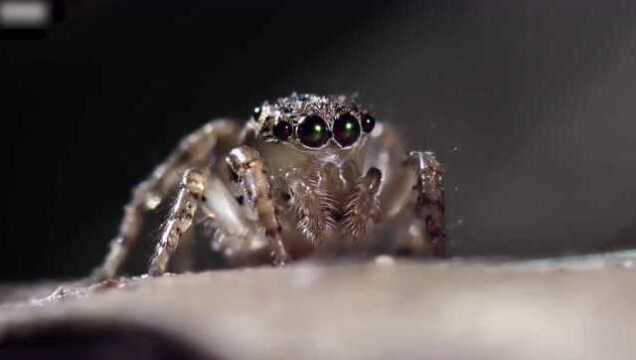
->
(2, 0), (636, 282)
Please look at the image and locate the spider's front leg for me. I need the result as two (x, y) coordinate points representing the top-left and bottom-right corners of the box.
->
(92, 120), (241, 281)
(148, 169), (206, 276)
(405, 151), (447, 258)
(226, 146), (290, 266)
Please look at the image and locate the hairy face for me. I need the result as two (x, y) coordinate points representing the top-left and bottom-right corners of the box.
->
(252, 93), (376, 151)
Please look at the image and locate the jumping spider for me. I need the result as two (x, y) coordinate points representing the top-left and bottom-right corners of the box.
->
(92, 93), (446, 280)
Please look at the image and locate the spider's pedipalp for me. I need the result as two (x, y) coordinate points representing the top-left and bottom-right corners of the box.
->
(226, 146), (290, 265)
(405, 151), (447, 257)
(344, 167), (382, 243)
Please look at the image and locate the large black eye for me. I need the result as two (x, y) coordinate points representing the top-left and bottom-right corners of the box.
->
(361, 113), (375, 133)
(273, 121), (292, 141)
(252, 106), (261, 121)
(333, 114), (361, 147)
(297, 115), (331, 148)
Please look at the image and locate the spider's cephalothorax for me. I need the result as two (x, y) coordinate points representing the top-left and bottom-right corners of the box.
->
(92, 93), (446, 280)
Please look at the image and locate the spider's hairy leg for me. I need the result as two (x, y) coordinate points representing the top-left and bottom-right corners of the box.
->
(226, 146), (290, 266)
(148, 169), (205, 276)
(362, 123), (446, 257)
(91, 120), (241, 281)
(404, 150), (447, 258)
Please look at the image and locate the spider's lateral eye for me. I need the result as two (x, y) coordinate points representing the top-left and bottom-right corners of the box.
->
(273, 121), (293, 141)
(333, 113), (361, 147)
(361, 113), (375, 133)
(253, 106), (262, 121)
(297, 115), (331, 148)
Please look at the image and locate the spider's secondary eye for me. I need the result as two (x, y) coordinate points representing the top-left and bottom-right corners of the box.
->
(361, 113), (375, 133)
(297, 115), (331, 148)
(333, 114), (361, 147)
(273, 121), (292, 141)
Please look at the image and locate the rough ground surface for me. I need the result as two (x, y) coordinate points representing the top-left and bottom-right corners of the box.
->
(1, 253), (635, 360)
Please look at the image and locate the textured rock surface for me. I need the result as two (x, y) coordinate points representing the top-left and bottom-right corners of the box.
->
(1, 253), (635, 359)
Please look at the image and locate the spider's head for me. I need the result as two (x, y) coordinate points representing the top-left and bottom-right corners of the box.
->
(251, 93), (376, 152)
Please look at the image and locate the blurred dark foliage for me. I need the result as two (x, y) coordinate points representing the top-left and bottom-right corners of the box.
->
(2, 0), (635, 281)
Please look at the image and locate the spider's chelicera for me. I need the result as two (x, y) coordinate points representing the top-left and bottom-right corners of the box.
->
(92, 93), (447, 280)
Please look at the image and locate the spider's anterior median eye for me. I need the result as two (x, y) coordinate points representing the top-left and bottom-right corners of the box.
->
(273, 121), (292, 141)
(361, 113), (375, 133)
(253, 106), (262, 121)
(297, 115), (331, 148)
(333, 114), (361, 147)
